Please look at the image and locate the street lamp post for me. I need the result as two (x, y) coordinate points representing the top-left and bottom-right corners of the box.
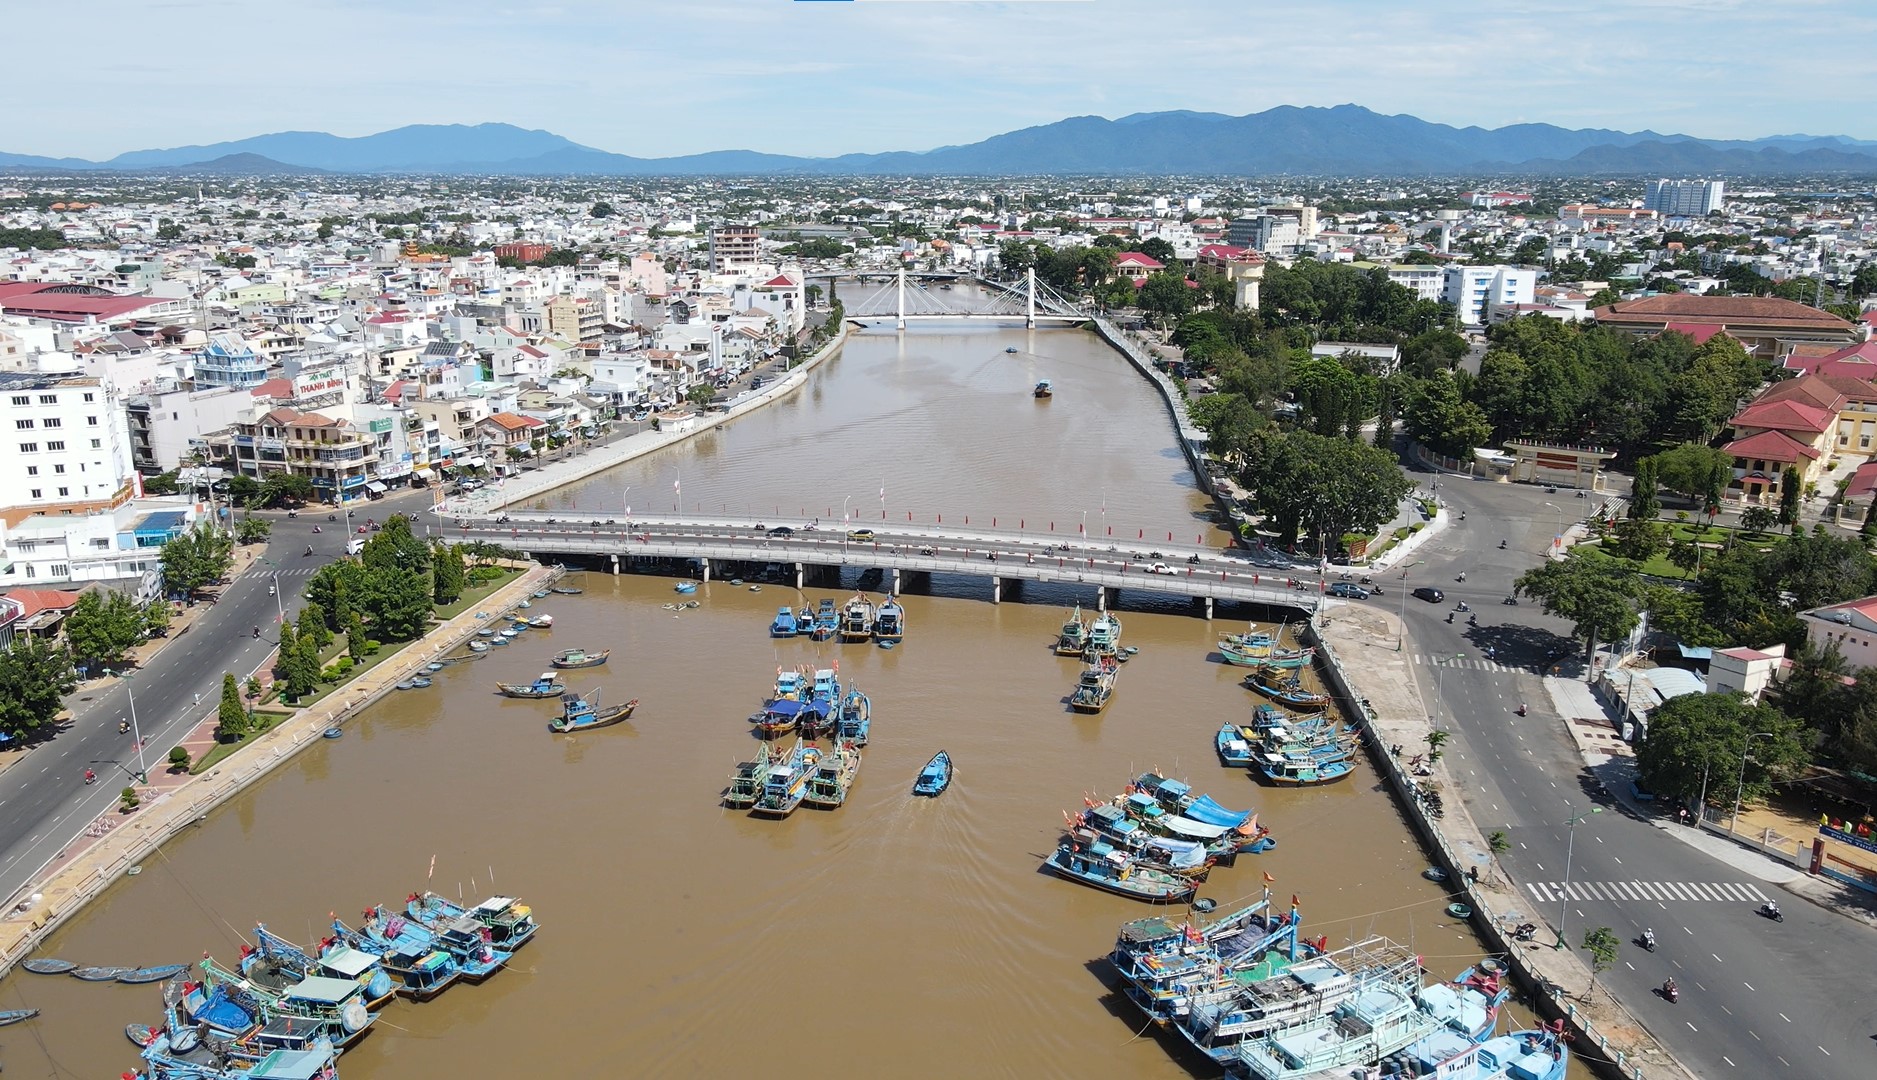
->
(1542, 502), (1564, 551)
(1555, 807), (1603, 949)
(270, 572), (283, 626)
(123, 673), (147, 784)
(1433, 652), (1464, 726)
(1395, 559), (1425, 650)
(1730, 732), (1777, 833)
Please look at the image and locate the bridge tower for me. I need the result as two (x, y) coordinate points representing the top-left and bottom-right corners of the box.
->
(1025, 267), (1036, 329)
(896, 267), (907, 331)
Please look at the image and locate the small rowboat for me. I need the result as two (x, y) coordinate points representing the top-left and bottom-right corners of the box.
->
(528, 614), (554, 628)
(913, 751), (952, 797)
(551, 648), (609, 669)
(0, 1007), (39, 1027)
(126, 1022), (156, 1047)
(71, 965), (129, 981)
(1446, 902), (1473, 919)
(468, 640), (490, 652)
(395, 680), (415, 690)
(427, 662), (445, 672)
(118, 963), (189, 984)
(22, 958), (77, 974)
(410, 676), (433, 688)
(532, 589), (552, 599)
(489, 636), (510, 647)
(551, 586), (583, 595)
(323, 727), (344, 739)
(477, 627), (499, 637)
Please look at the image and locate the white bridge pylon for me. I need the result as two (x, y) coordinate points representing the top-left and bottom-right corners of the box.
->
(847, 268), (1083, 328)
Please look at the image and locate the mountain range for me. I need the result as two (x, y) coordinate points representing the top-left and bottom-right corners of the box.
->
(5, 108), (1877, 177)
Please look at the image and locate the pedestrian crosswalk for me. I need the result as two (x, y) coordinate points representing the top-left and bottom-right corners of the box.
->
(1524, 880), (1769, 905)
(1414, 653), (1513, 673)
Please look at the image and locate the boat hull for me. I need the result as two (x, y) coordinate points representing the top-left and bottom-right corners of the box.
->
(1044, 852), (1195, 903)
(550, 701), (637, 732)
(550, 651), (610, 669)
(495, 685), (565, 699)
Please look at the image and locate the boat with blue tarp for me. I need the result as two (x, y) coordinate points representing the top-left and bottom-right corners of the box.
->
(407, 891), (539, 951)
(385, 902), (511, 982)
(769, 606), (799, 637)
(198, 956), (380, 1051)
(750, 739), (823, 818)
(873, 598), (905, 642)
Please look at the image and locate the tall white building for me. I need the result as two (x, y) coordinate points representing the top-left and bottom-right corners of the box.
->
(1644, 179), (1725, 218)
(0, 369), (137, 525)
(1442, 265), (1537, 326)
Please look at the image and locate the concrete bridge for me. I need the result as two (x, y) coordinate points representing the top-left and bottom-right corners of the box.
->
(448, 512), (1321, 619)
(839, 268), (1088, 329)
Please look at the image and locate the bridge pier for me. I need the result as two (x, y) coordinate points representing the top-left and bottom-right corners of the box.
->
(1096, 587), (1109, 613)
(610, 553), (619, 576)
(794, 563), (804, 590)
(1025, 267), (1036, 329)
(1204, 595), (1214, 620)
(891, 567), (901, 596)
(896, 267), (906, 332)
(701, 558), (711, 583)
(991, 576), (1002, 604)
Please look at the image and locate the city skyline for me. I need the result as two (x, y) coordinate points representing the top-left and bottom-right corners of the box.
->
(6, 0), (1875, 160)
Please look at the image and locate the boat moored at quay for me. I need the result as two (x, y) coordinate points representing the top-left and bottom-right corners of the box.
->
(769, 606), (799, 637)
(839, 593), (876, 641)
(406, 891), (540, 950)
(1054, 606), (1089, 656)
(810, 599), (840, 641)
(873, 597), (905, 642)
(801, 739), (863, 809)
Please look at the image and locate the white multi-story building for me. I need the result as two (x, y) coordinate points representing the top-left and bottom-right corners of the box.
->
(1644, 179), (1725, 218)
(1442, 265), (1537, 326)
(0, 368), (138, 527)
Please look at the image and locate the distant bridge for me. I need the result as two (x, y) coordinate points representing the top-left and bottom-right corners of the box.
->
(840, 268), (1088, 328)
(450, 512), (1321, 619)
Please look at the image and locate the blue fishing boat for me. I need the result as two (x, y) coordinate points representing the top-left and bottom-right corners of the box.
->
(1054, 605), (1089, 656)
(1216, 722), (1256, 767)
(801, 740), (863, 810)
(839, 594), (876, 642)
(724, 742), (779, 809)
(810, 598), (839, 640)
(1070, 656), (1119, 714)
(873, 598), (905, 642)
(912, 750), (952, 796)
(769, 606), (799, 637)
(1256, 750), (1355, 786)
(837, 687), (871, 746)
(550, 647), (609, 669)
(550, 690), (638, 732)
(180, 977), (264, 1038)
(1107, 894), (1302, 1024)
(407, 891), (539, 951)
(1244, 668), (1329, 709)
(329, 915), (461, 1001)
(381, 902), (510, 982)
(749, 739), (823, 818)
(1033, 379), (1053, 399)
(1044, 838), (1197, 903)
(200, 955), (380, 1051)
(674, 581), (697, 594)
(494, 672), (566, 699)
(1085, 611), (1123, 658)
(1219, 641), (1315, 668)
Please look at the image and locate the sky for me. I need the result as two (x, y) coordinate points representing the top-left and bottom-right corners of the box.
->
(7, 0), (1875, 159)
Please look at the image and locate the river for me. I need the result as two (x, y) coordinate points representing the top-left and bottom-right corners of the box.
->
(11, 316), (1573, 1079)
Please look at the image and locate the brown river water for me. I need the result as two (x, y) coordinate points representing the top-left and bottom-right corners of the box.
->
(9, 319), (1573, 1079)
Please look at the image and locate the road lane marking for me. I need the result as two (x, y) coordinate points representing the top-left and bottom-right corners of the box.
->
(1819, 1046), (1830, 1056)
(1722, 1056), (1734, 1066)
(1780, 1013), (1791, 1023)
(1744, 884), (1768, 902)
(1686, 1022), (1698, 1031)
(1712, 954), (1723, 963)
(1743, 982), (1754, 991)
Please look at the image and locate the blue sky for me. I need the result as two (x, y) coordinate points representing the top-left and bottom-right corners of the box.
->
(9, 0), (1874, 158)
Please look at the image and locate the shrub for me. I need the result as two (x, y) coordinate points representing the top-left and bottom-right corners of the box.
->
(167, 746), (190, 771)
(120, 787), (140, 810)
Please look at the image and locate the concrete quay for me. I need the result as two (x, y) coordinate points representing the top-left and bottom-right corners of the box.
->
(1307, 602), (1697, 1080)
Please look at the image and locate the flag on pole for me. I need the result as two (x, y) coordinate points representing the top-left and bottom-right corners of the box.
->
(427, 855), (437, 881)
(1262, 871), (1275, 885)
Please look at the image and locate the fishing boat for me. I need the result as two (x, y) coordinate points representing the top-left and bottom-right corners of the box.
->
(1256, 751), (1355, 786)
(378, 902), (510, 982)
(407, 891), (539, 951)
(551, 585), (583, 595)
(199, 955), (380, 1050)
(674, 581), (697, 594)
(724, 743), (778, 809)
(1244, 669), (1329, 709)
(550, 690), (638, 732)
(801, 740), (863, 810)
(1219, 641), (1316, 668)
(1044, 838), (1197, 903)
(1216, 722), (1257, 767)
(494, 672), (566, 699)
(810, 598), (840, 641)
(873, 597), (905, 642)
(837, 687), (871, 746)
(1085, 611), (1123, 658)
(769, 606), (799, 637)
(550, 647), (610, 669)
(1054, 605), (1090, 656)
(839, 594), (876, 642)
(119, 963), (190, 984)
(1069, 656), (1119, 714)
(1106, 895), (1303, 1025)
(329, 915), (461, 1002)
(0, 1007), (38, 1026)
(178, 977), (263, 1038)
(1004, 346), (1019, 354)
(1034, 379), (1053, 399)
(251, 925), (396, 1010)
(750, 739), (824, 818)
(22, 958), (76, 974)
(912, 750), (952, 796)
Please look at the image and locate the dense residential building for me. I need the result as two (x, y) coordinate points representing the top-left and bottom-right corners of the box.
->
(1644, 178), (1725, 217)
(192, 333), (269, 389)
(125, 383), (256, 474)
(708, 225), (761, 272)
(0, 370), (137, 527)
(1442, 265), (1535, 326)
(1798, 596), (1877, 672)
(220, 406), (377, 502)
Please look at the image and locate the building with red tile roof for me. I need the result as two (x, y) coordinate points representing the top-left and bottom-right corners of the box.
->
(0, 587), (80, 637)
(1800, 595), (1877, 672)
(0, 281), (194, 327)
(1593, 294), (1863, 359)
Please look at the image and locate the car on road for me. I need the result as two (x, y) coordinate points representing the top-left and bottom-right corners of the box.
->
(1411, 586), (1445, 603)
(768, 526), (794, 537)
(1146, 562), (1177, 575)
(847, 528), (876, 542)
(1327, 582), (1370, 599)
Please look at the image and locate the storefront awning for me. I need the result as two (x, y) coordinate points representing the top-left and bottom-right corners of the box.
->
(413, 467), (436, 480)
(365, 481), (388, 493)
(464, 456), (488, 469)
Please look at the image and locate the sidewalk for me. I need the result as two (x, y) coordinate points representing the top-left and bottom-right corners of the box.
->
(1315, 604), (1695, 1080)
(0, 562), (555, 966)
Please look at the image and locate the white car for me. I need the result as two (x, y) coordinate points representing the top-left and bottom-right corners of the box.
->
(1147, 562), (1177, 575)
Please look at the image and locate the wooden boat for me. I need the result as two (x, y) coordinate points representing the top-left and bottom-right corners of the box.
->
(251, 924), (397, 1010)
(439, 650), (486, 664)
(873, 598), (905, 642)
(1043, 839), (1196, 903)
(118, 963), (189, 984)
(409, 675), (433, 688)
(839, 593), (876, 642)
(837, 687), (871, 746)
(724, 744), (777, 809)
(371, 902), (509, 983)
(533, 588), (552, 598)
(1244, 669), (1329, 709)
(1256, 750), (1355, 786)
(769, 605), (799, 637)
(1054, 605), (1089, 656)
(1085, 612), (1123, 658)
(0, 1007), (39, 1026)
(22, 958), (76, 974)
(912, 750), (952, 796)
(1070, 656), (1118, 714)
(674, 581), (698, 594)
(71, 965), (129, 981)
(1216, 722), (1256, 767)
(550, 586), (583, 595)
(750, 739), (823, 818)
(550, 647), (610, 669)
(1218, 641), (1315, 668)
(810, 598), (839, 641)
(407, 891), (539, 951)
(802, 740), (863, 810)
(1034, 379), (1053, 399)
(329, 915), (461, 1002)
(550, 691), (638, 732)
(199, 954), (381, 1049)
(495, 672), (566, 699)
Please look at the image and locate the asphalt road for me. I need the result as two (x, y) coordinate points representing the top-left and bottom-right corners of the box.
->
(1395, 470), (1876, 1079)
(0, 491), (431, 913)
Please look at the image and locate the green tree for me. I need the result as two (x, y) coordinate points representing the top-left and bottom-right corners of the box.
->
(305, 561), (364, 633)
(0, 636), (78, 741)
(141, 470), (180, 496)
(1739, 505), (1777, 535)
(297, 628), (323, 689)
(589, 201), (614, 218)
(62, 589), (148, 672)
(1628, 457), (1660, 521)
(1778, 467), (1803, 531)
(254, 472), (316, 509)
(167, 745), (191, 771)
(297, 601), (331, 651)
(1402, 373), (1490, 459)
(1514, 553), (1643, 661)
(1652, 444), (1736, 504)
(431, 539), (467, 605)
(1634, 691), (1808, 809)
(1252, 431), (1415, 550)
(997, 240), (1036, 274)
(1610, 518), (1669, 563)
(1137, 271), (1196, 329)
(159, 522), (235, 598)
(1580, 927), (1620, 1002)
(216, 671), (248, 741)
(156, 220), (184, 241)
(1666, 537), (1703, 579)
(1862, 501), (1877, 546)
(143, 599), (172, 638)
(360, 565), (433, 642)
(1136, 237), (1177, 265)
(345, 609), (370, 663)
(233, 515), (272, 544)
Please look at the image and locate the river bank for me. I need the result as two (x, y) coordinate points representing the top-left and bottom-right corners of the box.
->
(0, 561), (555, 974)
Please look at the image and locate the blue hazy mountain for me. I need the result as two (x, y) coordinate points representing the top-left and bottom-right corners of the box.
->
(5, 108), (1876, 175)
